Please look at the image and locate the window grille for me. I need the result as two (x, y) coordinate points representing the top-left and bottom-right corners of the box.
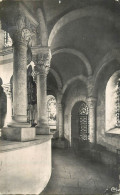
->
(78, 102), (89, 141)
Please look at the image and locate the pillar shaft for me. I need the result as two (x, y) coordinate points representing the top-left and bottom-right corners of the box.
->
(58, 103), (64, 138)
(1, 6), (37, 141)
(87, 97), (96, 143)
(13, 42), (28, 123)
(37, 70), (48, 126)
(32, 46), (51, 134)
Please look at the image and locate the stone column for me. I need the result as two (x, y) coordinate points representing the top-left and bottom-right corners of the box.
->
(2, 30), (36, 141)
(87, 97), (97, 144)
(32, 46), (51, 134)
(57, 95), (64, 138)
(57, 103), (63, 138)
(2, 84), (12, 126)
(12, 38), (28, 125)
(2, 28), (36, 141)
(1, 5), (37, 141)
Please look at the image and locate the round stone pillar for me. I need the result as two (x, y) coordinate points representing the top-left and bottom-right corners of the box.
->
(32, 46), (51, 134)
(37, 65), (49, 127)
(87, 97), (97, 144)
(1, 10), (36, 141)
(57, 103), (64, 138)
(12, 40), (28, 123)
(2, 83), (12, 126)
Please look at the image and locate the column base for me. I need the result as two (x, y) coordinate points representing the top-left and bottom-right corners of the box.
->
(2, 127), (36, 142)
(36, 124), (50, 135)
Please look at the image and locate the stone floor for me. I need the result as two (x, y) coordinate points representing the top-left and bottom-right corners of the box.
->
(41, 148), (118, 195)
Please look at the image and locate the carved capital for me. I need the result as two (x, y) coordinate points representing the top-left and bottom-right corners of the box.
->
(34, 64), (50, 76)
(1, 2), (37, 46)
(2, 83), (12, 97)
(32, 46), (51, 75)
(9, 17), (32, 46)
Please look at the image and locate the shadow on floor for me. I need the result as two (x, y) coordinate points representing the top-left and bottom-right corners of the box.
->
(41, 148), (118, 195)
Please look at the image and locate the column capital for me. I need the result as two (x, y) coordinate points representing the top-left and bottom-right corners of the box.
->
(1, 1), (37, 46)
(32, 46), (51, 75)
(87, 97), (97, 108)
(2, 83), (12, 98)
(9, 16), (32, 47)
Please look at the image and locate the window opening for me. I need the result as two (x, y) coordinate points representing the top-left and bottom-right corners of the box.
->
(4, 31), (12, 47)
(47, 95), (56, 130)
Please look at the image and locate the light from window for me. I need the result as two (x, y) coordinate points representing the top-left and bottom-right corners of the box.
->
(47, 95), (56, 127)
(4, 31), (12, 47)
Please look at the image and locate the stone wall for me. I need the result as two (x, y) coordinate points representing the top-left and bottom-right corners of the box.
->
(0, 136), (52, 194)
(96, 61), (120, 153)
(0, 54), (13, 128)
(63, 81), (87, 144)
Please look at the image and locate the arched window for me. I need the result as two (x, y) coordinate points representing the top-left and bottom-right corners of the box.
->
(47, 95), (56, 130)
(106, 70), (120, 131)
(4, 31), (12, 47)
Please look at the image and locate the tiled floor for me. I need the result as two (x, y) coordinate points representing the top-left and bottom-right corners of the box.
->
(41, 148), (118, 195)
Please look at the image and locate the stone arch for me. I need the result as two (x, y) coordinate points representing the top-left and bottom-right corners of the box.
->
(63, 78), (88, 144)
(62, 75), (87, 95)
(71, 100), (89, 147)
(93, 48), (120, 96)
(48, 6), (114, 46)
(37, 8), (48, 46)
(52, 48), (92, 76)
(49, 68), (63, 90)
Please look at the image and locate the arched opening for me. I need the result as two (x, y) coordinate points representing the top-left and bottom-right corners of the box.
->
(4, 31), (12, 47)
(71, 101), (89, 151)
(105, 70), (120, 131)
(47, 95), (56, 132)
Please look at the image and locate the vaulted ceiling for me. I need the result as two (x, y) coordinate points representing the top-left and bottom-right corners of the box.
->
(2, 0), (120, 93)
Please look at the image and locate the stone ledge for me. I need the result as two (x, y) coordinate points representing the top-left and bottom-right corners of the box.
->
(0, 137), (52, 194)
(0, 135), (53, 152)
(106, 127), (120, 136)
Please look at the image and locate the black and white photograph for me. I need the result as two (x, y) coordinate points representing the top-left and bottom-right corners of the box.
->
(0, 0), (120, 194)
